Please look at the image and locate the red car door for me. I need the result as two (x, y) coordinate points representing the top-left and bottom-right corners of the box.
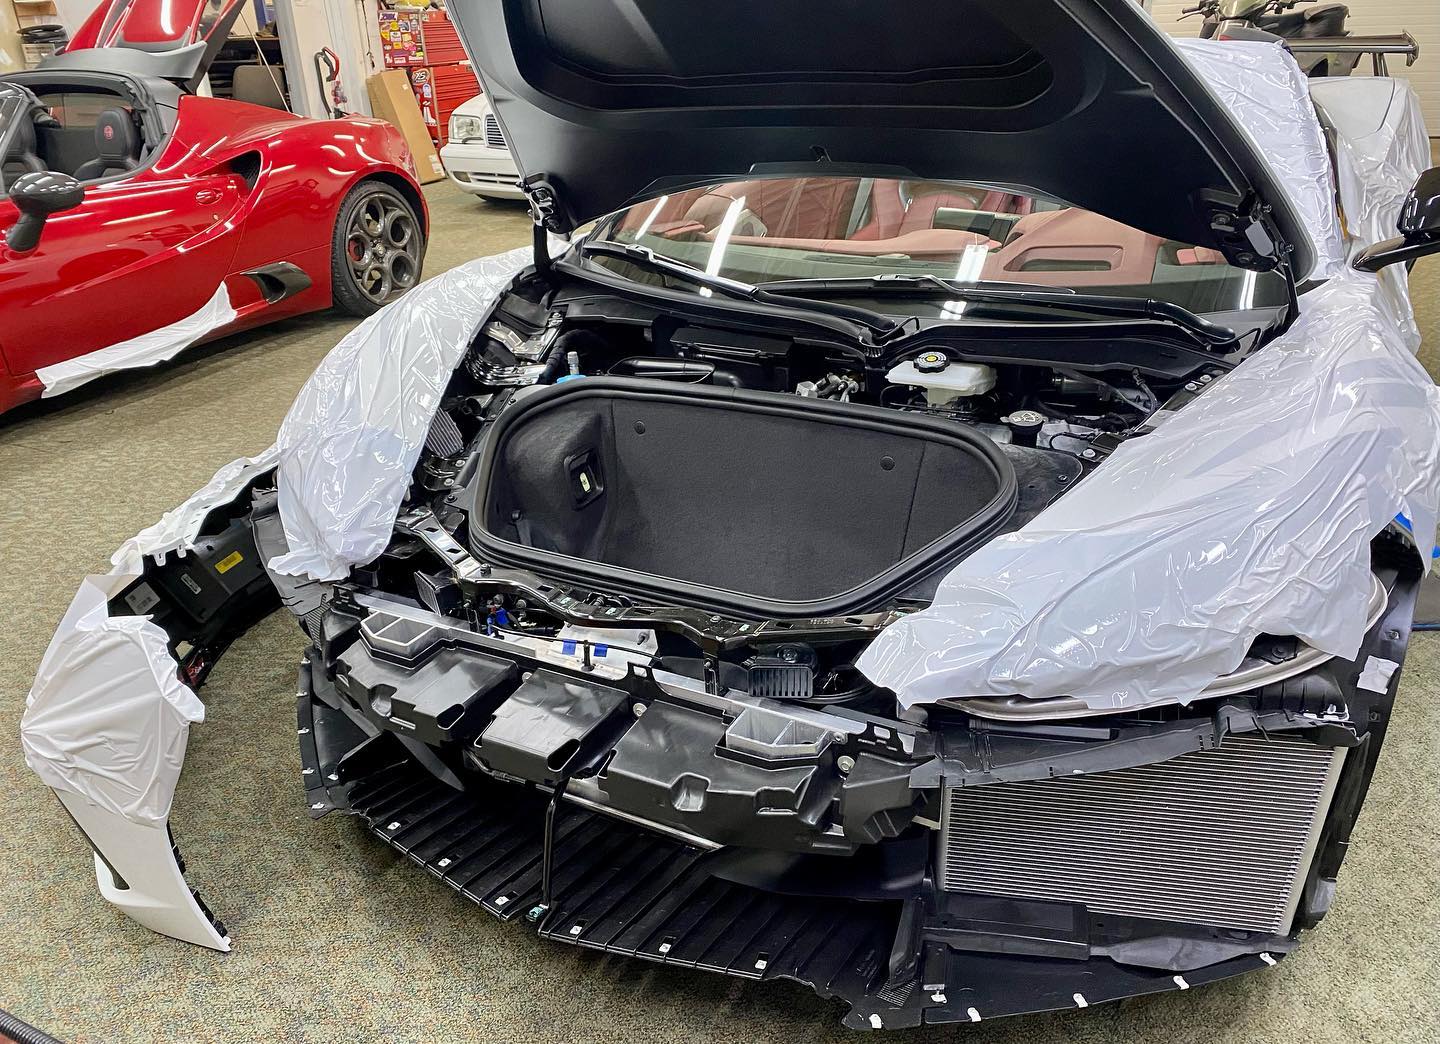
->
(0, 168), (248, 378)
(0, 0), (253, 384)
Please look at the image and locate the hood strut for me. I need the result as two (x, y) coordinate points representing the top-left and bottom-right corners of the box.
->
(532, 220), (552, 278)
(523, 175), (568, 277)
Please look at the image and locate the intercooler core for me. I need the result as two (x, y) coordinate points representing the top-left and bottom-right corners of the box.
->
(939, 735), (1345, 935)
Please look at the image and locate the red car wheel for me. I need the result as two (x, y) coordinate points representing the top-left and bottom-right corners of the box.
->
(331, 181), (424, 316)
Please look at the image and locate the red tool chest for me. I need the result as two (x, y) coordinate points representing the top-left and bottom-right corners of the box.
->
(383, 8), (481, 145)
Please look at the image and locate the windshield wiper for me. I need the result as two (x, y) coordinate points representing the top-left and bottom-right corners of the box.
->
(762, 273), (1076, 296)
(578, 241), (901, 337)
(758, 274), (1238, 349)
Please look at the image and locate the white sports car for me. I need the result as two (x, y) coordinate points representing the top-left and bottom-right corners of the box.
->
(21, 0), (1440, 1030)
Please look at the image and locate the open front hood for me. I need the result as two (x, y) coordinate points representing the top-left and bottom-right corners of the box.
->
(51, 0), (246, 91)
(449, 0), (1310, 274)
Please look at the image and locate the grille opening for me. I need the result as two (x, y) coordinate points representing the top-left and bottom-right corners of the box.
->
(484, 113), (507, 149)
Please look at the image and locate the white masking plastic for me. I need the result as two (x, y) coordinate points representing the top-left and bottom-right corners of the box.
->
(267, 246), (534, 581)
(1175, 38), (1345, 281)
(37, 283), (237, 398)
(860, 268), (1440, 712)
(21, 571), (202, 825)
(1310, 75), (1431, 350)
(21, 446), (280, 823)
(112, 448), (280, 573)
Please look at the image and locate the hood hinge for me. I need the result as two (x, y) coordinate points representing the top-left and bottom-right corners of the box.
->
(522, 175), (572, 278)
(521, 175), (571, 234)
(1199, 190), (1285, 272)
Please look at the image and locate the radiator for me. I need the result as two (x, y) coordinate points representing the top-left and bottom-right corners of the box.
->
(939, 735), (1345, 934)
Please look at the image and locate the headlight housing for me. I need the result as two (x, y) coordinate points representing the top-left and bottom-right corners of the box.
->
(449, 114), (485, 142)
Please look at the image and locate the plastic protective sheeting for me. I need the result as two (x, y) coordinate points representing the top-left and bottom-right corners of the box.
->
(112, 448), (279, 573)
(1310, 76), (1431, 351)
(22, 447), (278, 826)
(1175, 39), (1344, 280)
(21, 571), (203, 826)
(22, 242), (539, 825)
(35, 282), (237, 398)
(859, 269), (1440, 713)
(267, 246), (534, 581)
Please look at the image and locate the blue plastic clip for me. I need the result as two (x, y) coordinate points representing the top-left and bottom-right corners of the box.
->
(1392, 512), (1439, 559)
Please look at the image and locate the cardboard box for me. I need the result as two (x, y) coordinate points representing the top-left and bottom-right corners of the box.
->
(366, 70), (445, 183)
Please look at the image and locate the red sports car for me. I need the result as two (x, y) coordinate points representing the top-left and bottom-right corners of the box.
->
(0, 0), (428, 414)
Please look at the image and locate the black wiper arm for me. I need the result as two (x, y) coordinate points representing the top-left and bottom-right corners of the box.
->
(763, 273), (1078, 295)
(759, 274), (1237, 348)
(578, 241), (901, 337)
(582, 241), (754, 300)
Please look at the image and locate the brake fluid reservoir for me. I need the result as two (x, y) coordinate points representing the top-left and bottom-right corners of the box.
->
(886, 352), (996, 406)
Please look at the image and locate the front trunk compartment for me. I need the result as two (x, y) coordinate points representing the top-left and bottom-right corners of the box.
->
(468, 378), (1017, 618)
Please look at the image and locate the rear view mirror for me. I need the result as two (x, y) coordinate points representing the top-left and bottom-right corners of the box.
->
(1353, 166), (1440, 272)
(4, 170), (83, 253)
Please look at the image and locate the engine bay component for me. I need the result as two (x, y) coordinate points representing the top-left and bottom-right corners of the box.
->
(745, 646), (816, 700)
(473, 669), (630, 786)
(1003, 409), (1045, 447)
(335, 630), (520, 747)
(940, 735), (1344, 934)
(886, 355), (997, 405)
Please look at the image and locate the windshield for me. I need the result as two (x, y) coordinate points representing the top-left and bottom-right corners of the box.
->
(589, 176), (1287, 314)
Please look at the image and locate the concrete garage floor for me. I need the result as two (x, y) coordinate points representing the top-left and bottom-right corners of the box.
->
(1, 178), (1438, 1044)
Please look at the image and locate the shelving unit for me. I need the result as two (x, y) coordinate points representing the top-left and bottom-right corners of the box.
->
(10, 0), (62, 67)
(207, 33), (288, 105)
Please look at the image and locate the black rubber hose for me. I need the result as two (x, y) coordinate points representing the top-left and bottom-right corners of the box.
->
(608, 356), (744, 387)
(0, 1008), (65, 1044)
(545, 329), (611, 383)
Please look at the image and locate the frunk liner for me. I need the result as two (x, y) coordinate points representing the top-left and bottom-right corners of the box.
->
(468, 377), (1017, 618)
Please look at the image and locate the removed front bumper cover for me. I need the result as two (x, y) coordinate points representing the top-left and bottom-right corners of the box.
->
(22, 571), (229, 951)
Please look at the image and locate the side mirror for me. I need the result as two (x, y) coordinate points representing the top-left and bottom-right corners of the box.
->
(4, 170), (84, 253)
(1353, 166), (1440, 273)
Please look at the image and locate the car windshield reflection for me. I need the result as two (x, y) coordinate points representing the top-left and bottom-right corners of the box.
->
(592, 176), (1287, 314)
